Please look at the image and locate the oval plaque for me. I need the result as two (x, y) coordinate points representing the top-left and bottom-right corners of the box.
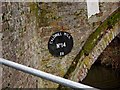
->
(48, 31), (73, 57)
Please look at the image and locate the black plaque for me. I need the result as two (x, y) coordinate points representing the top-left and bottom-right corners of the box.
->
(48, 31), (73, 57)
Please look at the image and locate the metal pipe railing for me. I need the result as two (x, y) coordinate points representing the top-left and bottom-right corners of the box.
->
(0, 58), (98, 89)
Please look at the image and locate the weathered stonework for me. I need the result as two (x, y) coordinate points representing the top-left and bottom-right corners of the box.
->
(0, 33), (2, 90)
(70, 22), (119, 82)
(58, 3), (119, 88)
(37, 2), (119, 88)
(1, 2), (40, 88)
(1, 2), (119, 88)
(98, 33), (120, 69)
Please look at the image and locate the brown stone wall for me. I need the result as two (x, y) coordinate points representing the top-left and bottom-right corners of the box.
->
(36, 2), (118, 88)
(1, 2), (40, 88)
(0, 2), (2, 90)
(1, 2), (119, 88)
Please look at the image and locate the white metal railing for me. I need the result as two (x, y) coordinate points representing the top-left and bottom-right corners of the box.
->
(0, 58), (98, 89)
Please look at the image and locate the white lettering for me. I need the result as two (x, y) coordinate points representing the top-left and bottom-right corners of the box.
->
(56, 42), (66, 49)
(63, 42), (66, 47)
(53, 32), (62, 38)
(60, 52), (64, 56)
(50, 32), (62, 44)
(64, 32), (71, 39)
(56, 44), (60, 48)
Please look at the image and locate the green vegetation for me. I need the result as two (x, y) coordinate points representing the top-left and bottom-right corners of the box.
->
(30, 3), (61, 27)
(62, 7), (120, 81)
(29, 3), (120, 87)
(83, 7), (120, 55)
(30, 3), (49, 27)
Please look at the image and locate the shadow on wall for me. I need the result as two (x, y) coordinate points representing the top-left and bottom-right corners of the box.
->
(98, 33), (120, 70)
(82, 35), (120, 89)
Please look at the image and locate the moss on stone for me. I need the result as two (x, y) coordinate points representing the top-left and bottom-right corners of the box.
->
(30, 3), (61, 28)
(30, 3), (49, 27)
(109, 31), (113, 41)
(83, 7), (120, 55)
(61, 7), (120, 82)
(63, 49), (84, 79)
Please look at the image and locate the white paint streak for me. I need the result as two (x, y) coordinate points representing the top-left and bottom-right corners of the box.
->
(87, 0), (100, 19)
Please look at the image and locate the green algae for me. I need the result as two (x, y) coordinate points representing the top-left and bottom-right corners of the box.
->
(83, 7), (120, 55)
(61, 7), (120, 83)
(29, 3), (120, 88)
(29, 3), (60, 28)
(30, 3), (49, 27)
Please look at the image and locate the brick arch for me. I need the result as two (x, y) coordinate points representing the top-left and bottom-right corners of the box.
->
(62, 7), (120, 82)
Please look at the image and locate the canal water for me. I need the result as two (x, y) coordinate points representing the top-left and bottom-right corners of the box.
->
(81, 62), (120, 89)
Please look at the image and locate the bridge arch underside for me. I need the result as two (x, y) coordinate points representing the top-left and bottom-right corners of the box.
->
(81, 34), (120, 89)
(63, 7), (120, 83)
(96, 33), (120, 70)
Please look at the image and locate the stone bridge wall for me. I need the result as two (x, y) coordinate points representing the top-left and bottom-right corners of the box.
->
(1, 2), (40, 88)
(58, 7), (120, 89)
(71, 22), (120, 82)
(1, 2), (119, 88)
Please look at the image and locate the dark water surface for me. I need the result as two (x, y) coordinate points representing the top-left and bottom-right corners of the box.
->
(81, 63), (120, 90)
